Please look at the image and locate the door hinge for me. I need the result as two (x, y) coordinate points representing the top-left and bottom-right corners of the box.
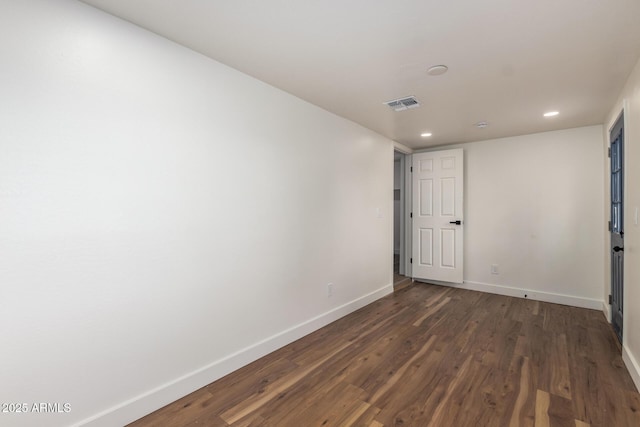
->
(410, 258), (413, 264)
(410, 212), (413, 218)
(608, 221), (612, 232)
(609, 294), (612, 304)
(608, 147), (611, 158)
(410, 166), (413, 172)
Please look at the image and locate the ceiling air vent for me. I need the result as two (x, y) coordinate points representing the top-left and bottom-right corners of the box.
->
(384, 96), (420, 112)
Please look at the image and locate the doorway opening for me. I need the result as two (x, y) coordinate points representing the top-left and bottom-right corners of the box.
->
(393, 150), (411, 290)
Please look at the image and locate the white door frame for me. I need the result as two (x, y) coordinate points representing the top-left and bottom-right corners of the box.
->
(398, 153), (406, 275)
(393, 143), (414, 278)
(404, 154), (413, 277)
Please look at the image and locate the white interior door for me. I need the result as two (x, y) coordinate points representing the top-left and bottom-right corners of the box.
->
(412, 149), (464, 283)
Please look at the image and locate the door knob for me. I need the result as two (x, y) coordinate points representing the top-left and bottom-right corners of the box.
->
(449, 220), (462, 225)
(613, 246), (624, 252)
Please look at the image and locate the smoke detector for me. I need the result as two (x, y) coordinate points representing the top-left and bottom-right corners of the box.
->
(427, 65), (448, 76)
(384, 96), (420, 112)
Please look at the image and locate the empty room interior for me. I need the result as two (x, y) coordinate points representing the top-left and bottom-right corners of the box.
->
(3, 1), (640, 426)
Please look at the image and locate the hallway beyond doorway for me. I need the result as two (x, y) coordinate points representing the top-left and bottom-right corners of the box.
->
(393, 254), (412, 291)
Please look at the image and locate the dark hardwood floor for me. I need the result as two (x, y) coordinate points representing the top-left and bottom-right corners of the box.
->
(393, 255), (412, 291)
(128, 284), (639, 427)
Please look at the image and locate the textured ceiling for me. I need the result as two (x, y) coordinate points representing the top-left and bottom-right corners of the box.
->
(80, 0), (640, 149)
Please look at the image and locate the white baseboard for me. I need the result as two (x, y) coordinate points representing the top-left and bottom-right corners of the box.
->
(603, 301), (612, 322)
(416, 279), (602, 310)
(73, 284), (394, 427)
(623, 346), (640, 391)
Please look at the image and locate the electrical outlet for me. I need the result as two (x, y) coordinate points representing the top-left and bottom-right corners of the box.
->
(327, 283), (333, 297)
(491, 264), (499, 275)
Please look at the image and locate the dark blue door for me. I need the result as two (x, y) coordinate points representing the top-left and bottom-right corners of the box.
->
(610, 114), (624, 344)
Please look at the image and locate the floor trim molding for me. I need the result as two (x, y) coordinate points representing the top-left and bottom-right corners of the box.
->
(623, 346), (640, 392)
(602, 301), (612, 322)
(73, 284), (394, 427)
(415, 279), (602, 310)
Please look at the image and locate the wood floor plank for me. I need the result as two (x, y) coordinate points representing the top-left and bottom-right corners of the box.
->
(447, 361), (504, 427)
(341, 321), (434, 394)
(369, 334), (437, 403)
(597, 385), (640, 427)
(127, 284), (640, 427)
(206, 356), (299, 415)
(547, 392), (576, 427)
(128, 387), (222, 427)
(220, 340), (353, 424)
(509, 356), (535, 427)
(412, 296), (451, 327)
(535, 389), (551, 427)
(372, 340), (467, 425)
(422, 285), (452, 307)
(347, 404), (381, 426)
(453, 318), (481, 351)
(589, 322), (637, 391)
(274, 381), (365, 427)
(229, 413), (264, 427)
(425, 355), (473, 427)
(549, 333), (572, 400)
(331, 399), (371, 426)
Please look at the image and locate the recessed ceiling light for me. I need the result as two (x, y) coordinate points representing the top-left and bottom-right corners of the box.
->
(427, 65), (448, 76)
(475, 121), (489, 129)
(421, 132), (432, 138)
(544, 111), (559, 117)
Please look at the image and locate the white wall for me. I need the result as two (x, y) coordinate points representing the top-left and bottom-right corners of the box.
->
(605, 56), (640, 390)
(423, 126), (605, 308)
(0, 1), (393, 426)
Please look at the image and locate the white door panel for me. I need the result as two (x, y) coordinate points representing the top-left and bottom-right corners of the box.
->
(412, 149), (464, 283)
